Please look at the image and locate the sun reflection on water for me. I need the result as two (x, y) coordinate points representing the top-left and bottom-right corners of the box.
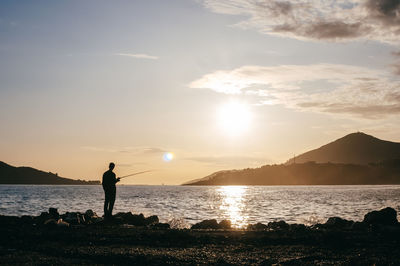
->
(218, 186), (249, 228)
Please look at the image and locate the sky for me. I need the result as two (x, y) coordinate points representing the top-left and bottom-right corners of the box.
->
(1, 0), (400, 185)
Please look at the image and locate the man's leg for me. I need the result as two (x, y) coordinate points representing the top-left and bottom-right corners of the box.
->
(108, 189), (116, 217)
(104, 190), (110, 218)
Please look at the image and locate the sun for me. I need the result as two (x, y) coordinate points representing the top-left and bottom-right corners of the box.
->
(217, 101), (252, 136)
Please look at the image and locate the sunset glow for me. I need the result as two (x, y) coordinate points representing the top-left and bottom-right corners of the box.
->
(0, 0), (399, 185)
(217, 102), (252, 137)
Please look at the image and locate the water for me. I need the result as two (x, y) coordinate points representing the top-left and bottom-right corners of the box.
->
(1, 185), (400, 228)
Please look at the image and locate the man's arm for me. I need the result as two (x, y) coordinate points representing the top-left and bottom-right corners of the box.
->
(113, 173), (120, 184)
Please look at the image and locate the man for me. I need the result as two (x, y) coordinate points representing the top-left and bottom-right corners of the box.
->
(102, 162), (120, 219)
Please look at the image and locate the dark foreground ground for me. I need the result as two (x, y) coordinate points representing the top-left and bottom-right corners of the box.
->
(1, 224), (400, 265)
(1, 207), (400, 265)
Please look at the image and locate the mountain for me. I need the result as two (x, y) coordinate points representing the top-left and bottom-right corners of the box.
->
(286, 132), (400, 165)
(184, 161), (400, 185)
(184, 132), (400, 186)
(0, 161), (99, 185)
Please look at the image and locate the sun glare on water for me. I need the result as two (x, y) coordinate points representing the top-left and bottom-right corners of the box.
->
(218, 186), (249, 228)
(217, 101), (252, 137)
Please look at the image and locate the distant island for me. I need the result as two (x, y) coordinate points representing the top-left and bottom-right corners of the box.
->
(0, 161), (99, 185)
(184, 132), (400, 185)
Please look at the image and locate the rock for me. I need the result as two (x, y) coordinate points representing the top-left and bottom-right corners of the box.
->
(351, 221), (368, 231)
(64, 212), (84, 225)
(191, 219), (220, 229)
(289, 223), (307, 232)
(218, 219), (231, 229)
(48, 208), (59, 219)
(267, 220), (290, 230)
(129, 213), (147, 226)
(44, 219), (57, 227)
(36, 212), (51, 224)
(0, 215), (21, 226)
(79, 213), (86, 224)
(363, 207), (398, 226)
(57, 219), (69, 227)
(112, 216), (125, 225)
(84, 209), (97, 220)
(145, 215), (159, 226)
(324, 217), (354, 229)
(84, 210), (98, 224)
(40, 212), (50, 219)
(247, 222), (268, 230)
(168, 218), (189, 229)
(152, 223), (170, 229)
(113, 212), (155, 226)
(90, 216), (103, 223)
(20, 215), (33, 224)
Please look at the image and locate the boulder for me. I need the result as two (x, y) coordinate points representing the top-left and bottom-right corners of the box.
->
(129, 213), (147, 226)
(247, 222), (268, 230)
(113, 212), (153, 226)
(0, 215), (21, 226)
(44, 219), (57, 227)
(20, 215), (33, 225)
(351, 221), (368, 231)
(36, 212), (51, 224)
(152, 223), (170, 229)
(112, 216), (125, 225)
(324, 217), (354, 229)
(191, 219), (220, 229)
(267, 220), (290, 230)
(57, 219), (69, 227)
(145, 215), (159, 226)
(289, 223), (307, 232)
(113, 212), (130, 219)
(168, 218), (189, 229)
(84, 209), (97, 219)
(63, 212), (85, 225)
(363, 207), (398, 226)
(218, 219), (231, 229)
(79, 213), (86, 224)
(84, 210), (98, 224)
(48, 208), (59, 220)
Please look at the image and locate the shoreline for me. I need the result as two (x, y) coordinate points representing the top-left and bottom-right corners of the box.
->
(1, 207), (400, 264)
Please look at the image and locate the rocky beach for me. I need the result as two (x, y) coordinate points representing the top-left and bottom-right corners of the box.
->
(1, 207), (400, 265)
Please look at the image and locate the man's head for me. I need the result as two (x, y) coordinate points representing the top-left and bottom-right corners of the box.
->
(109, 162), (115, 170)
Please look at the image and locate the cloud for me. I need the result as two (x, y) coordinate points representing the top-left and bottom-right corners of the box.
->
(116, 163), (134, 167)
(391, 63), (400, 75)
(201, 0), (400, 43)
(82, 146), (167, 155)
(391, 50), (400, 75)
(190, 63), (400, 118)
(141, 147), (167, 154)
(115, 53), (159, 60)
(392, 51), (400, 57)
(186, 155), (270, 166)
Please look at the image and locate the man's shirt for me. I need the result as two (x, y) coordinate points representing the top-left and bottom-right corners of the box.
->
(102, 170), (117, 190)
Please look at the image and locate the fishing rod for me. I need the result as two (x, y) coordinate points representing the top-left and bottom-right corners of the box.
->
(118, 170), (153, 179)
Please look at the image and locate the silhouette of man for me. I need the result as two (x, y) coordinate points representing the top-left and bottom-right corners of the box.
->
(102, 162), (120, 219)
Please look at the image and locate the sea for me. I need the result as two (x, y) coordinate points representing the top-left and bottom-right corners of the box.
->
(1, 185), (400, 228)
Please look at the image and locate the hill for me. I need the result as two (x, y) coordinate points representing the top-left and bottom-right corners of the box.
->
(184, 132), (400, 186)
(0, 161), (99, 185)
(184, 160), (400, 185)
(286, 132), (400, 165)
